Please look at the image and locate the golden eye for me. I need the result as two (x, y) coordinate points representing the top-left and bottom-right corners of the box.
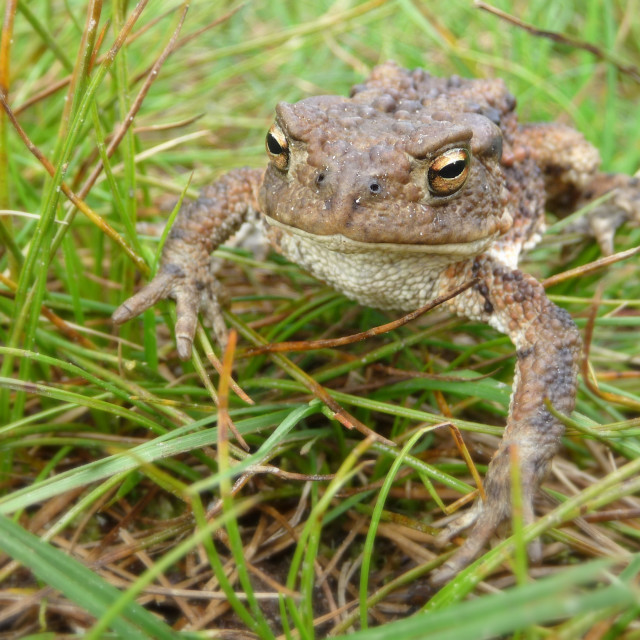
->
(266, 124), (289, 171)
(427, 148), (470, 197)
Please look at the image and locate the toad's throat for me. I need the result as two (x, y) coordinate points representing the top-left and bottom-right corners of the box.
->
(264, 214), (496, 311)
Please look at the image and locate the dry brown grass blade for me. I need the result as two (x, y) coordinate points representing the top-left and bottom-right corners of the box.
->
(230, 312), (396, 448)
(443, 489), (479, 514)
(434, 389), (487, 515)
(369, 362), (500, 384)
(227, 310), (399, 446)
(296, 365), (396, 447)
(433, 390), (485, 504)
(15, 4), (240, 118)
(205, 346), (253, 405)
(14, 16), (108, 118)
(126, 5), (182, 46)
(0, 1), (16, 95)
(448, 422), (485, 502)
(14, 76), (70, 116)
(13, 6), (178, 115)
(243, 279), (478, 356)
(582, 507), (640, 523)
(119, 528), (200, 625)
(239, 558), (299, 599)
(174, 4), (244, 51)
(85, 487), (160, 564)
(133, 113), (205, 134)
(0, 587), (58, 628)
(0, 93), (148, 274)
(217, 329), (249, 450)
(476, 0), (640, 83)
(77, 3), (190, 201)
(0, 272), (96, 348)
(0, 0), (18, 279)
(243, 466), (336, 482)
(597, 371), (640, 381)
(61, 0), (102, 131)
(318, 516), (367, 588)
(27, 488), (86, 535)
(89, 19), (110, 69)
(542, 244), (640, 288)
(337, 467), (411, 498)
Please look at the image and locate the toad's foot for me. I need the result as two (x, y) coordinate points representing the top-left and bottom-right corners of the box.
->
(430, 446), (541, 587)
(112, 265), (228, 360)
(567, 173), (640, 255)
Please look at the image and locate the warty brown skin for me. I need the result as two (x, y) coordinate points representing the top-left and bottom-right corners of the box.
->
(112, 61), (640, 586)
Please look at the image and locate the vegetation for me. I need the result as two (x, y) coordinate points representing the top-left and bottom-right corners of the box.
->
(1, 0), (639, 637)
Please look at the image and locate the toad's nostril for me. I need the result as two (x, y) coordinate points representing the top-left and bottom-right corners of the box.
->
(369, 181), (381, 194)
(316, 172), (326, 186)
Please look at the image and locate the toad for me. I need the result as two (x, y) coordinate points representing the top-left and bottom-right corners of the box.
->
(113, 62), (640, 584)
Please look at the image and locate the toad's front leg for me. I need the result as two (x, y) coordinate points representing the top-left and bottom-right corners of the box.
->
(431, 255), (581, 585)
(112, 168), (264, 359)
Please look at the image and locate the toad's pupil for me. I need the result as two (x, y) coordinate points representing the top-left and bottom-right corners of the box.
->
(438, 160), (467, 179)
(267, 133), (284, 155)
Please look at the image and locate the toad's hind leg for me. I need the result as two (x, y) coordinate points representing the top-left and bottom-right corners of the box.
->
(564, 172), (640, 255)
(430, 255), (581, 586)
(518, 123), (640, 255)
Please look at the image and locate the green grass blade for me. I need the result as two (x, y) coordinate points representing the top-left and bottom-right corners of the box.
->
(335, 559), (633, 640)
(0, 514), (177, 639)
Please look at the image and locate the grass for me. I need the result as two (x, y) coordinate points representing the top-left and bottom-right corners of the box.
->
(1, 0), (640, 637)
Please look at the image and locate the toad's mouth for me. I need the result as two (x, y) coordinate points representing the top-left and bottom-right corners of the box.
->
(263, 214), (498, 258)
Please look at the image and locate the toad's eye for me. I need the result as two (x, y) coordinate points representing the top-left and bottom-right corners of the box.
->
(266, 124), (289, 171)
(427, 148), (470, 197)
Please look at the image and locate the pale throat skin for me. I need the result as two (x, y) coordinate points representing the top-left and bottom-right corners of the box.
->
(113, 61), (640, 586)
